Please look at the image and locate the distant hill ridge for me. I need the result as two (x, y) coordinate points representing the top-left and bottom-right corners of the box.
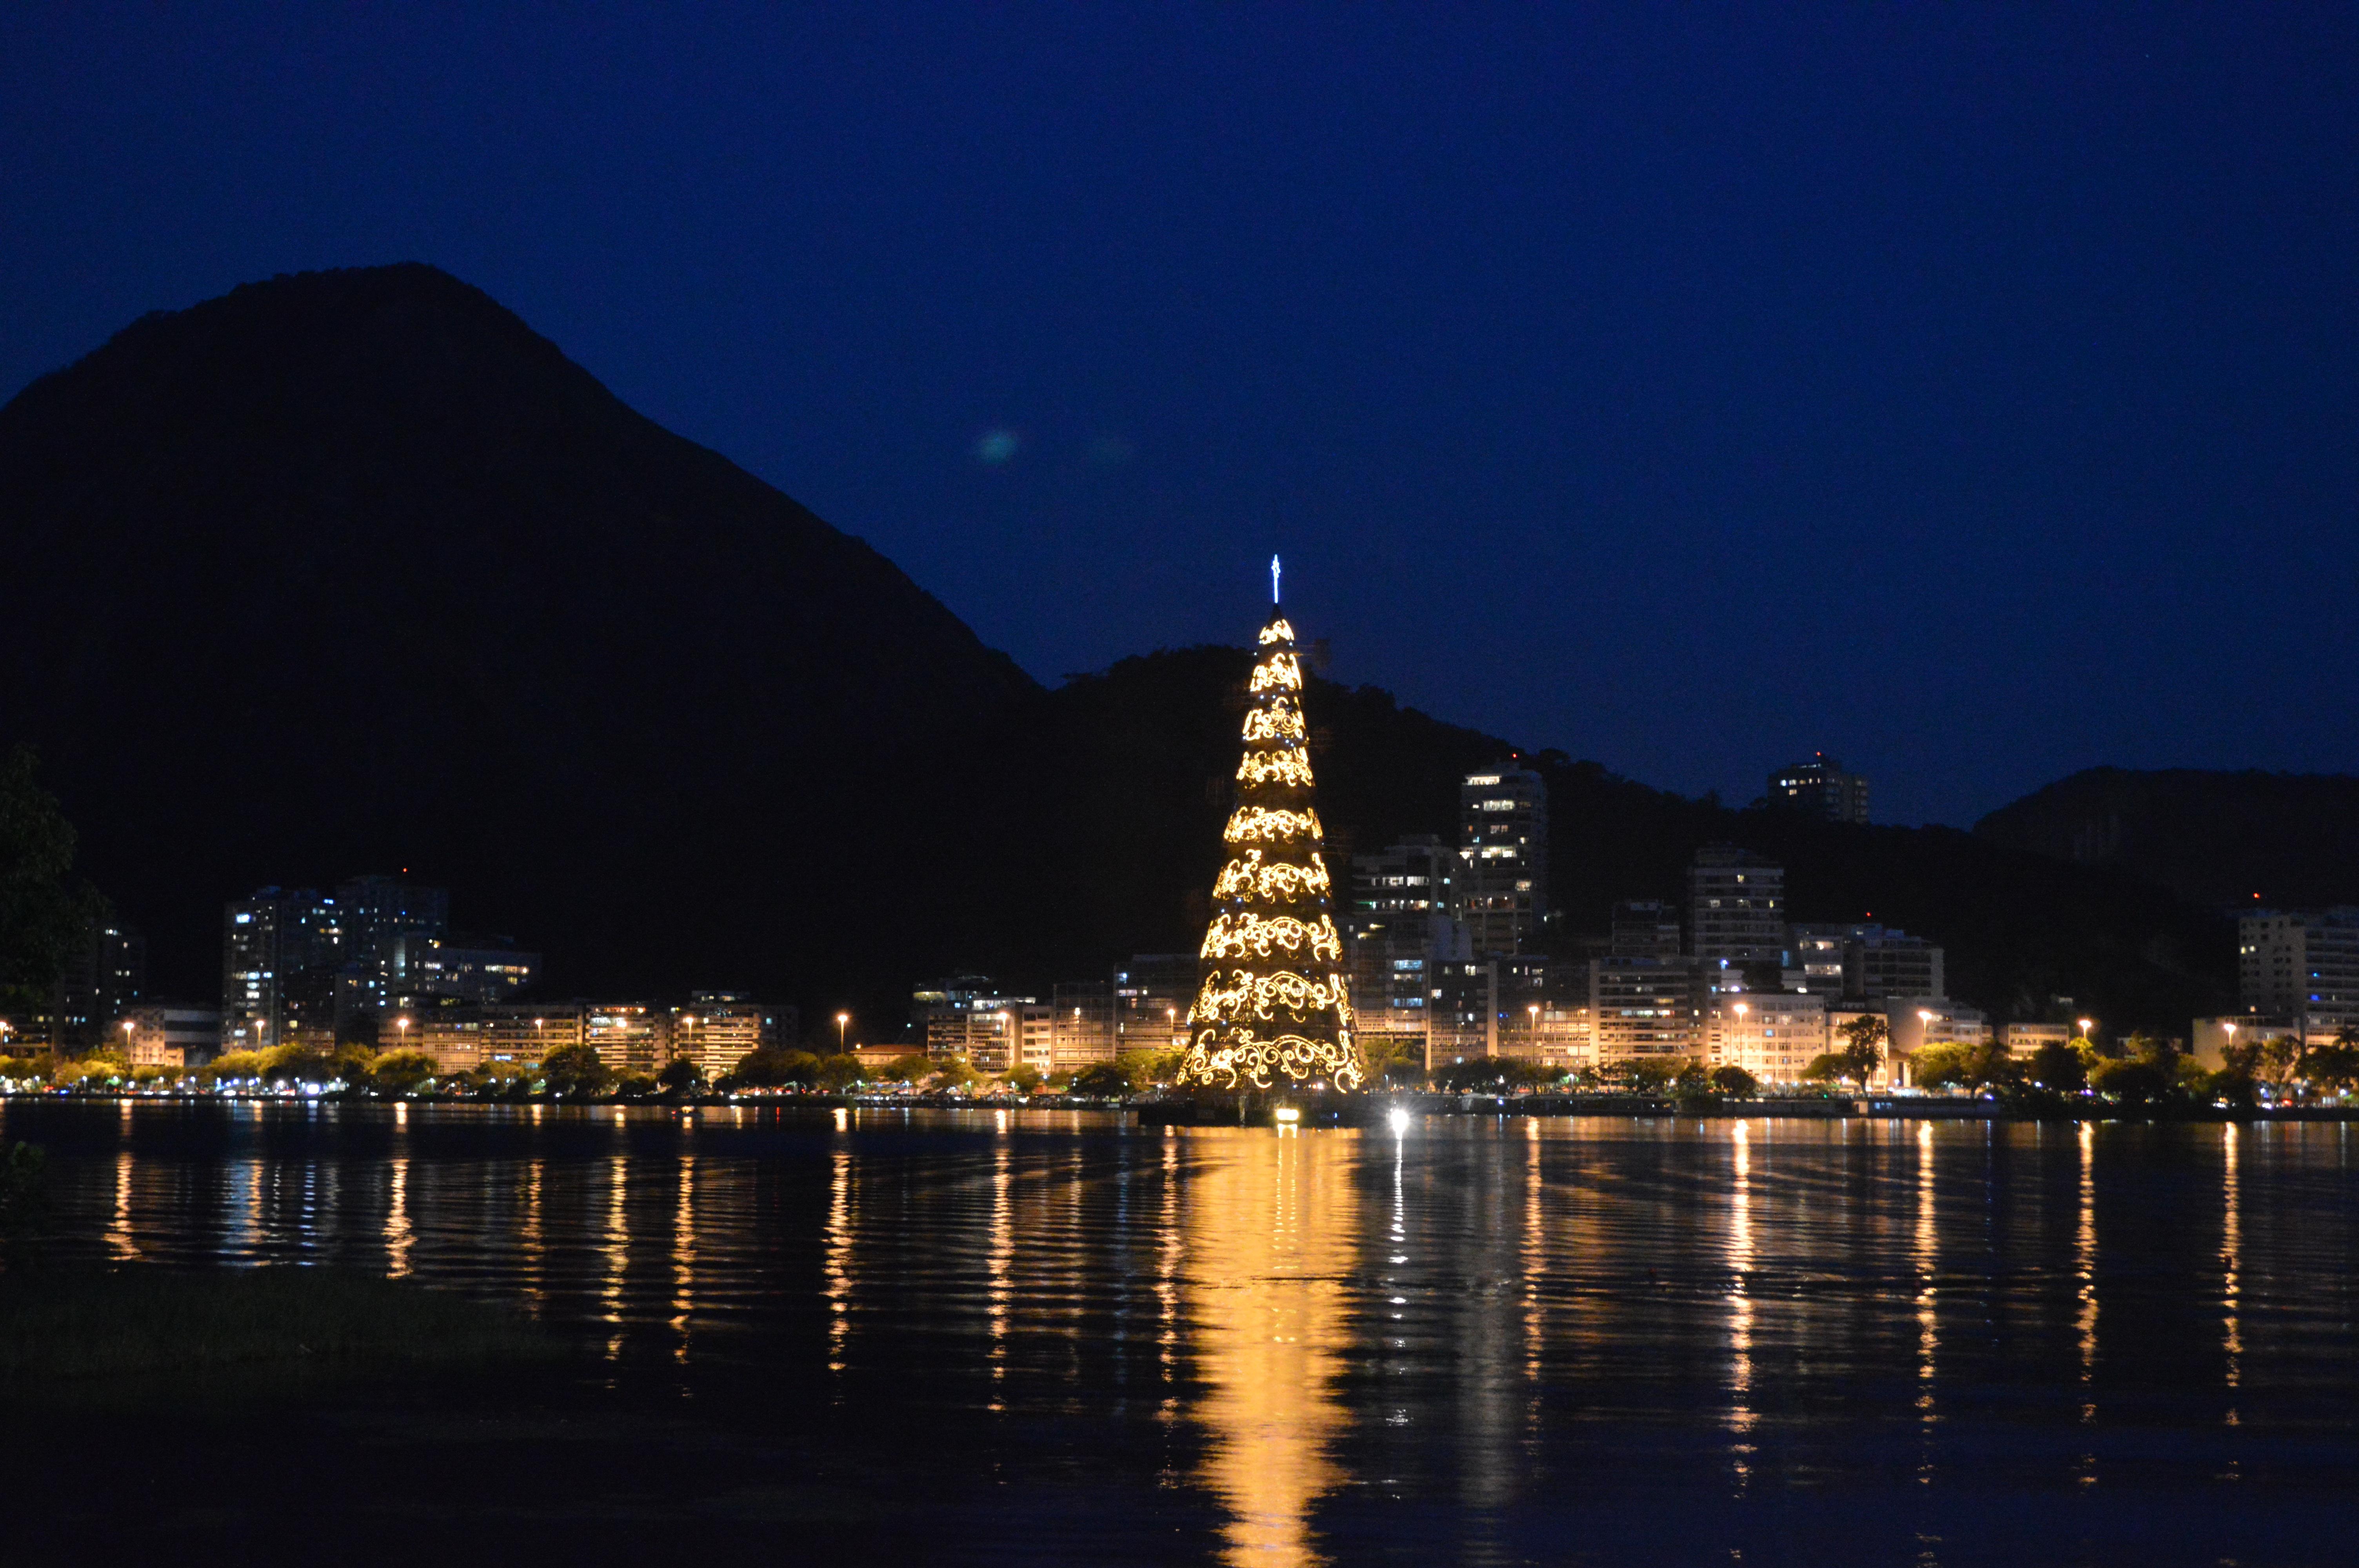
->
(0, 265), (2254, 1034)
(1974, 768), (2359, 912)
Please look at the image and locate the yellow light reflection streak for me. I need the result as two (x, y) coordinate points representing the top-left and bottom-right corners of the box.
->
(2075, 1121), (2099, 1485)
(823, 1146), (854, 1377)
(1185, 1129), (1357, 1568)
(988, 1135), (1013, 1411)
(670, 1151), (696, 1363)
(385, 1157), (413, 1278)
(1728, 1120), (1755, 1489)
(602, 1151), (628, 1361)
(2222, 1123), (2241, 1417)
(1914, 1121), (1938, 1483)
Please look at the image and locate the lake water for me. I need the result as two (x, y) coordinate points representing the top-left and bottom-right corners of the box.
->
(7, 1100), (2359, 1565)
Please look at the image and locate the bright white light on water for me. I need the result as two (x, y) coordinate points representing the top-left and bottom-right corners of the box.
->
(1388, 1106), (1412, 1136)
(1274, 1107), (1301, 1123)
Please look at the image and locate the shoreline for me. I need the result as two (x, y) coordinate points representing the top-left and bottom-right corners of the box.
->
(2, 1088), (2349, 1123)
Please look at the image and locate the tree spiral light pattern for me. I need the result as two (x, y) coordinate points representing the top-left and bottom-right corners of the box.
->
(1178, 600), (1365, 1092)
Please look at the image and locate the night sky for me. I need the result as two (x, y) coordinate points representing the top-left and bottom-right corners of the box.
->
(6, 7), (2354, 826)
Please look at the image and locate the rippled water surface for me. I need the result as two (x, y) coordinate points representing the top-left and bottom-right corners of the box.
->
(9, 1100), (2359, 1565)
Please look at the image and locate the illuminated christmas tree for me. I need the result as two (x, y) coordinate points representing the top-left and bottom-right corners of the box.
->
(1176, 559), (1364, 1093)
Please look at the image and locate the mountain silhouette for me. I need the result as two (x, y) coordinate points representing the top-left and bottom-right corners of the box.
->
(0, 264), (1034, 1018)
(1975, 768), (2359, 912)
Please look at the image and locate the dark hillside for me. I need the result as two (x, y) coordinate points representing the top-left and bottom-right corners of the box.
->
(1975, 768), (2359, 911)
(0, 265), (1035, 1015)
(1007, 659), (2234, 1034)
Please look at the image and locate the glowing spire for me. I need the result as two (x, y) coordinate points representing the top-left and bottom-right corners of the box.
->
(1176, 571), (1362, 1094)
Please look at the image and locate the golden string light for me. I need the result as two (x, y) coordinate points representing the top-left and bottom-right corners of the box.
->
(1248, 653), (1303, 693)
(1199, 912), (1345, 963)
(1224, 806), (1321, 844)
(1212, 849), (1332, 902)
(1241, 702), (1306, 743)
(1184, 1027), (1364, 1093)
(1178, 595), (1364, 1094)
(1194, 968), (1354, 1023)
(1235, 748), (1314, 787)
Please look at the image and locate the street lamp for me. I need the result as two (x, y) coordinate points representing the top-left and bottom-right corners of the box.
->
(2077, 1017), (2095, 1043)
(836, 1012), (850, 1054)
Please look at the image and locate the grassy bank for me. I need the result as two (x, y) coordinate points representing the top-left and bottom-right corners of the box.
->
(0, 1264), (562, 1403)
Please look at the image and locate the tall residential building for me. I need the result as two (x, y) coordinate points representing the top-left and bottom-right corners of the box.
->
(1788, 927), (1848, 996)
(912, 977), (1038, 1069)
(1430, 954), (1584, 1070)
(1705, 989), (1826, 1082)
(1457, 769), (1548, 955)
(336, 875), (449, 1017)
(1050, 981), (1118, 1070)
(583, 1003), (669, 1074)
(57, 917), (146, 1051)
(1687, 847), (1786, 964)
(1790, 922), (1946, 1003)
(1113, 954), (1197, 1052)
(672, 991), (790, 1081)
(1494, 956), (1591, 1071)
(1766, 753), (1870, 824)
(225, 878), (537, 1047)
(1347, 911), (1470, 1063)
(397, 935), (540, 1008)
(2241, 909), (2359, 1040)
(1587, 957), (1703, 1061)
(1610, 900), (1683, 960)
(1428, 958), (1499, 1064)
(120, 1003), (222, 1069)
(408, 1002), (585, 1074)
(221, 887), (333, 1051)
(1352, 835), (1458, 918)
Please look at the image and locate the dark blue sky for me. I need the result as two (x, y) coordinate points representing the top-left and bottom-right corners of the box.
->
(6, 7), (2354, 825)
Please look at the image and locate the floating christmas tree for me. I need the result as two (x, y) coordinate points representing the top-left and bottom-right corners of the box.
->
(1176, 558), (1364, 1093)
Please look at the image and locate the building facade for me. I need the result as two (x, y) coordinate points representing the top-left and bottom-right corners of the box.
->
(120, 1004), (222, 1069)
(1113, 954), (1196, 1053)
(1789, 923), (1946, 1003)
(1687, 847), (1787, 964)
(1705, 990), (1826, 1082)
(1766, 753), (1870, 824)
(2241, 909), (2359, 1041)
(2000, 1022), (2074, 1058)
(1050, 981), (1118, 1071)
(1588, 956), (1703, 1060)
(1353, 835), (1458, 918)
(672, 991), (789, 1080)
(1456, 769), (1548, 955)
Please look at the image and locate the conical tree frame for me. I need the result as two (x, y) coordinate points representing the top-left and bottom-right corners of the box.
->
(1176, 608), (1365, 1092)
